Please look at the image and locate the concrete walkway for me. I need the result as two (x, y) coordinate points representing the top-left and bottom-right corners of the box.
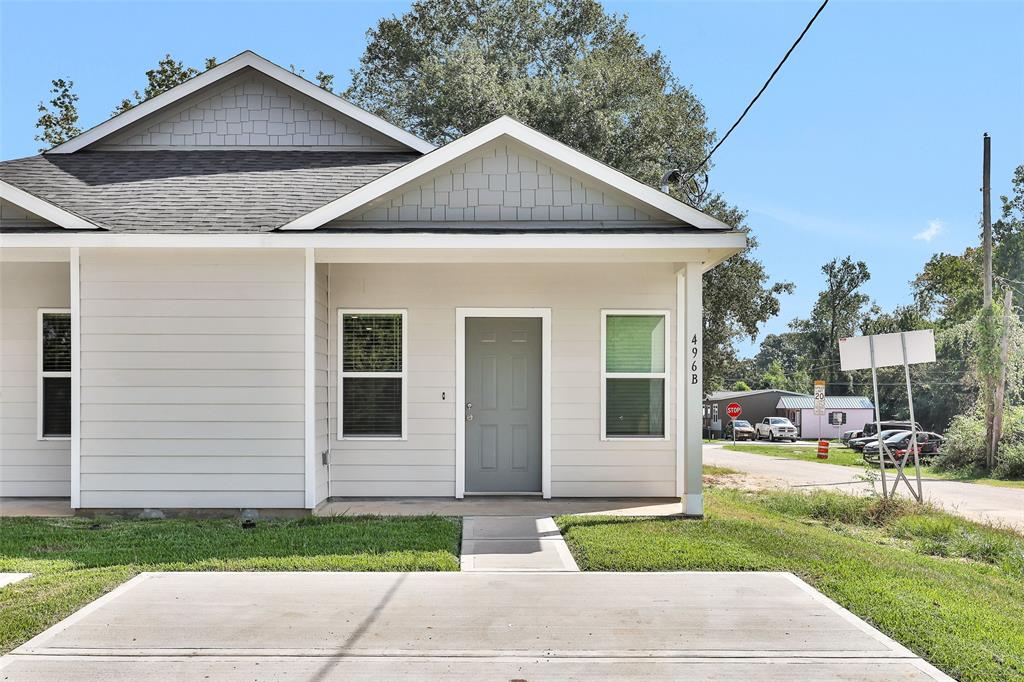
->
(706, 444), (1024, 529)
(460, 516), (579, 571)
(0, 573), (31, 588)
(0, 571), (951, 680)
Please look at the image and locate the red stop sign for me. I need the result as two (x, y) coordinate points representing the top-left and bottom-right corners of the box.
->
(726, 403), (742, 419)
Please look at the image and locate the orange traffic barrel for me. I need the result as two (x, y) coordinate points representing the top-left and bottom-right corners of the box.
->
(817, 440), (829, 459)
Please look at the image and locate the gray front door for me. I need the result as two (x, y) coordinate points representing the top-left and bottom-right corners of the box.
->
(465, 317), (542, 493)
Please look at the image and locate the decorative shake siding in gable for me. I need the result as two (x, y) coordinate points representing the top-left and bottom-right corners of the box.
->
(0, 262), (71, 496)
(345, 143), (655, 223)
(104, 71), (397, 149)
(78, 249), (306, 508)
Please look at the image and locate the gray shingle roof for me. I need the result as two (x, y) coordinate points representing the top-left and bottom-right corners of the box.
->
(0, 151), (417, 233)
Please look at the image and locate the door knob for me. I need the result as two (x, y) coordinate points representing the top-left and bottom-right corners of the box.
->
(466, 414), (474, 421)
(466, 403), (472, 408)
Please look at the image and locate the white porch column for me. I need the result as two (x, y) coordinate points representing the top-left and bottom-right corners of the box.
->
(70, 247), (81, 509)
(303, 247), (316, 509)
(676, 263), (703, 515)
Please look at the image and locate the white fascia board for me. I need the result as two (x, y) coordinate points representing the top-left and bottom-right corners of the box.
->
(0, 230), (747, 252)
(47, 51), (434, 155)
(0, 180), (100, 230)
(280, 116), (733, 231)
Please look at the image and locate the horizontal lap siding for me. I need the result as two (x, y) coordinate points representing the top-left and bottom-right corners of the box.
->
(79, 249), (305, 509)
(0, 262), (71, 496)
(328, 263), (676, 497)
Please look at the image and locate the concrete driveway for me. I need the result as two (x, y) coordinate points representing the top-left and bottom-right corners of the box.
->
(706, 443), (1024, 529)
(1, 571), (950, 680)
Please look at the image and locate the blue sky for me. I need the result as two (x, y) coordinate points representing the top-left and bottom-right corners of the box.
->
(2, 1), (1022, 356)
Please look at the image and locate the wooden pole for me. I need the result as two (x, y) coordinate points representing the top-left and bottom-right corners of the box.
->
(982, 133), (995, 468)
(991, 288), (1014, 467)
(983, 133), (992, 306)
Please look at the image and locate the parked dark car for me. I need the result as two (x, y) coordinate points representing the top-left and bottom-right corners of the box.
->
(863, 431), (945, 465)
(725, 419), (756, 441)
(848, 429), (908, 452)
(841, 429), (863, 445)
(861, 421), (923, 438)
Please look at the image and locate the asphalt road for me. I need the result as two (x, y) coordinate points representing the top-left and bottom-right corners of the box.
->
(705, 444), (1024, 529)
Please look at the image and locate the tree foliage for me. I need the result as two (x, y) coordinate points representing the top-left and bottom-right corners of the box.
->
(34, 79), (81, 151)
(347, 0), (791, 388)
(112, 54), (218, 115)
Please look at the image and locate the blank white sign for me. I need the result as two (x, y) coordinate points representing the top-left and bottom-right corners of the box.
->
(839, 329), (936, 371)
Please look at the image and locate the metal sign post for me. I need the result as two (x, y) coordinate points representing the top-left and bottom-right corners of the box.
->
(813, 380), (825, 440)
(841, 330), (935, 501)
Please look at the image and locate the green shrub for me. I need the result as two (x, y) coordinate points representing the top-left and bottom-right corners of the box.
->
(934, 404), (1024, 478)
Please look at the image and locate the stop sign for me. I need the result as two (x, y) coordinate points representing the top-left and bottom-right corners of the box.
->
(726, 403), (742, 419)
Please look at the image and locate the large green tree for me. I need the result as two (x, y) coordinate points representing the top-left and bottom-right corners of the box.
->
(346, 0), (791, 388)
(789, 257), (872, 390)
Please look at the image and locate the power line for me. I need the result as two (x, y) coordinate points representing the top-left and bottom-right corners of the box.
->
(683, 0), (830, 181)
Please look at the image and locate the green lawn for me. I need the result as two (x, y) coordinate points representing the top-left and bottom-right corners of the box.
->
(557, 488), (1024, 682)
(0, 515), (461, 654)
(722, 443), (1024, 489)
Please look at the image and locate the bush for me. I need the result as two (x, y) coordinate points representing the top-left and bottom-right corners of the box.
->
(995, 441), (1024, 479)
(933, 404), (1024, 478)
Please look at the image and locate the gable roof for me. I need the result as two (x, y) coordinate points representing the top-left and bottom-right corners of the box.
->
(280, 117), (734, 231)
(706, 389), (806, 402)
(47, 51), (435, 155)
(0, 151), (415, 232)
(0, 178), (100, 230)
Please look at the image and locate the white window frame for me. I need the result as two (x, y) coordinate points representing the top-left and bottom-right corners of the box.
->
(337, 308), (407, 441)
(37, 308), (72, 441)
(600, 309), (671, 441)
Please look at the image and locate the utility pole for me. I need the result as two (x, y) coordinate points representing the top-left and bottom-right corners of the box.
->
(981, 133), (995, 468)
(983, 133), (992, 306)
(991, 287), (1014, 467)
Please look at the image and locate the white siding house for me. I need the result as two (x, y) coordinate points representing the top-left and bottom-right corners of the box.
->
(0, 51), (745, 515)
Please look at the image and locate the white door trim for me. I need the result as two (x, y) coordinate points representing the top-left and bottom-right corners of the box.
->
(455, 307), (551, 499)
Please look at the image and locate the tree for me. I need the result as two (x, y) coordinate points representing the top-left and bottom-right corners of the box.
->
(289, 64), (337, 93)
(346, 0), (792, 389)
(731, 380), (751, 392)
(35, 79), (81, 151)
(790, 257), (872, 390)
(112, 54), (218, 115)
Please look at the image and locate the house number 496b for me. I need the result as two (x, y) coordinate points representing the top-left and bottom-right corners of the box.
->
(690, 334), (699, 385)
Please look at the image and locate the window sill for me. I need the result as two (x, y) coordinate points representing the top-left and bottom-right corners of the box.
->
(38, 436), (71, 441)
(339, 436), (407, 442)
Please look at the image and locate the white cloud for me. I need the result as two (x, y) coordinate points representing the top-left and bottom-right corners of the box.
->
(914, 219), (944, 242)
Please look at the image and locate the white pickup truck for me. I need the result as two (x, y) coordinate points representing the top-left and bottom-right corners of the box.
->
(755, 417), (798, 442)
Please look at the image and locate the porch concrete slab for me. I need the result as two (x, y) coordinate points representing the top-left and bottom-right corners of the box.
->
(2, 571), (952, 680)
(0, 497), (73, 517)
(317, 496), (683, 517)
(0, 573), (32, 588)
(460, 515), (580, 571)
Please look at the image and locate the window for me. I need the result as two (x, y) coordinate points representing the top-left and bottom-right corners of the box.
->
(601, 311), (670, 439)
(339, 310), (406, 439)
(38, 309), (71, 439)
(712, 403), (719, 423)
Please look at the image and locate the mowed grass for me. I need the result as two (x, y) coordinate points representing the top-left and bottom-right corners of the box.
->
(557, 488), (1024, 682)
(0, 515), (461, 654)
(722, 443), (1024, 489)
(723, 443), (867, 466)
